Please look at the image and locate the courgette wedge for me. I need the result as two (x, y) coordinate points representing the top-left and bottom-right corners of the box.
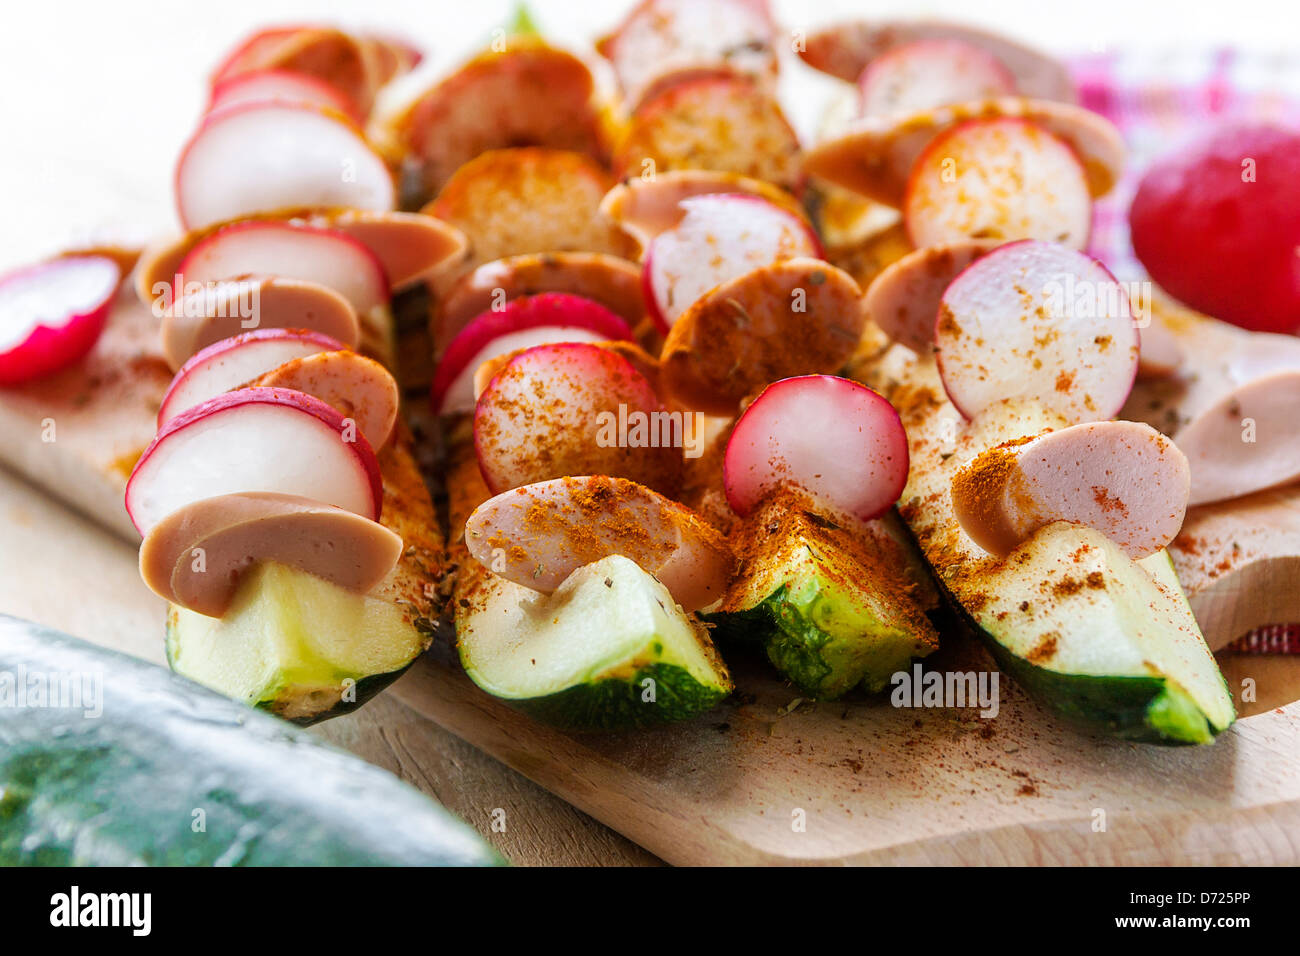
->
(0, 615), (501, 866)
(707, 490), (940, 698)
(871, 355), (1235, 744)
(456, 555), (733, 731)
(164, 422), (443, 724)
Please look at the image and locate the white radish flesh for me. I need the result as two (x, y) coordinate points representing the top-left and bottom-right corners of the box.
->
(175, 102), (394, 230)
(935, 240), (1139, 424)
(125, 387), (383, 536)
(723, 375), (909, 523)
(858, 39), (1015, 117)
(644, 193), (821, 330)
(904, 117), (1093, 249)
(951, 420), (1189, 559)
(208, 69), (361, 121)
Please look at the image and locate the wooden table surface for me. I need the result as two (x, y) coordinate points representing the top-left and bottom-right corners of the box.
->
(0, 464), (660, 866)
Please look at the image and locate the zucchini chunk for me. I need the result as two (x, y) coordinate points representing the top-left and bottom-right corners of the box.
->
(164, 426), (443, 724)
(0, 616), (500, 866)
(883, 357), (1235, 744)
(708, 491), (939, 698)
(455, 554), (732, 731)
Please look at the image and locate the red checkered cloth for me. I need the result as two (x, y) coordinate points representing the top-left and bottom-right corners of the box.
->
(1069, 50), (1300, 654)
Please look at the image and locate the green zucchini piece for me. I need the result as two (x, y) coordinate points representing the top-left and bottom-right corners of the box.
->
(167, 561), (431, 725)
(455, 554), (732, 731)
(887, 360), (1235, 744)
(708, 493), (939, 698)
(0, 615), (501, 866)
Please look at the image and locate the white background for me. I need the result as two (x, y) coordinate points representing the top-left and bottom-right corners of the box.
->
(1, 0), (1296, 269)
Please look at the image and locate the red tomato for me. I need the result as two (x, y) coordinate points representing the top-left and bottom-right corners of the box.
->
(1129, 122), (1300, 333)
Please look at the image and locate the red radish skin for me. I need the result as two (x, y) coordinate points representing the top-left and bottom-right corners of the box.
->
(174, 101), (394, 230)
(208, 69), (361, 122)
(643, 193), (822, 331)
(174, 220), (389, 315)
(863, 238), (1003, 352)
(464, 475), (733, 611)
(951, 420), (1190, 559)
(1130, 122), (1300, 333)
(0, 256), (120, 386)
(431, 293), (634, 414)
(158, 328), (345, 426)
(125, 386), (383, 536)
(723, 375), (909, 524)
(935, 240), (1139, 425)
(904, 117), (1093, 250)
(857, 39), (1016, 118)
(473, 343), (680, 496)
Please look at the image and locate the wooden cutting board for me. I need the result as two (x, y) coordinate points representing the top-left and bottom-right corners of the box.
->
(2, 295), (1300, 865)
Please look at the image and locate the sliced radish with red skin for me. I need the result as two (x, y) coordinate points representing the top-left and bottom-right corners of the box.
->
(644, 193), (822, 331)
(435, 252), (643, 351)
(935, 240), (1139, 424)
(798, 20), (1076, 102)
(597, 0), (776, 108)
(857, 39), (1016, 117)
(174, 220), (388, 315)
(208, 69), (362, 122)
(864, 238), (1002, 352)
(803, 97), (1123, 208)
(904, 118), (1093, 249)
(161, 277), (358, 371)
(0, 255), (119, 386)
(431, 293), (633, 415)
(599, 169), (807, 251)
(175, 101), (394, 231)
(250, 350), (399, 450)
(660, 258), (865, 416)
(125, 386), (382, 536)
(158, 328), (345, 426)
(724, 375), (909, 524)
(139, 491), (402, 617)
(470, 340), (662, 406)
(474, 343), (680, 496)
(951, 420), (1190, 559)
(465, 475), (733, 611)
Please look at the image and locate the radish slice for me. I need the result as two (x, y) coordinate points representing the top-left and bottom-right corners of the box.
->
(158, 328), (345, 426)
(174, 220), (388, 315)
(465, 476), (733, 611)
(857, 40), (1016, 117)
(472, 340), (662, 404)
(161, 277), (359, 371)
(0, 255), (120, 385)
(644, 193), (822, 331)
(125, 387), (382, 536)
(175, 101), (394, 230)
(1178, 369), (1300, 506)
(208, 69), (361, 122)
(951, 420), (1190, 559)
(724, 375), (908, 523)
(596, 0), (776, 109)
(613, 73), (802, 190)
(660, 258), (865, 416)
(139, 491), (402, 617)
(904, 118), (1092, 249)
(250, 350), (399, 450)
(600, 169), (807, 251)
(431, 293), (634, 415)
(474, 343), (680, 495)
(436, 252), (643, 351)
(936, 240), (1139, 424)
(422, 147), (631, 273)
(798, 19), (1076, 102)
(864, 238), (1002, 352)
(803, 98), (1123, 208)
